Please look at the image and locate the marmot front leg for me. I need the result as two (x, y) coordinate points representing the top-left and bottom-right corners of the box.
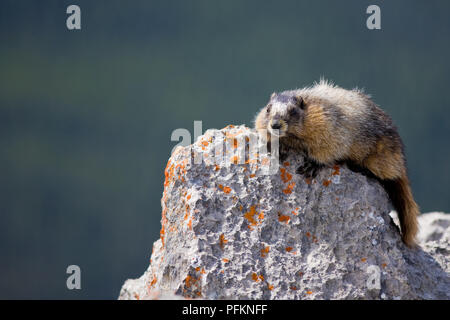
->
(296, 158), (325, 179)
(279, 143), (289, 163)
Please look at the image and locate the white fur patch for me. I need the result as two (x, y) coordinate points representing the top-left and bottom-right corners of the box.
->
(271, 102), (288, 117)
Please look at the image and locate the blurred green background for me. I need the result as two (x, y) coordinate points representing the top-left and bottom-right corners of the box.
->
(0, 0), (449, 299)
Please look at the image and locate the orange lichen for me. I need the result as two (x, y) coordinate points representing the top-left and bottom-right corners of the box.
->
(219, 233), (228, 249)
(185, 275), (193, 288)
(267, 283), (274, 290)
(233, 138), (238, 149)
(134, 293), (140, 300)
(322, 180), (331, 187)
(280, 167), (293, 183)
(239, 205), (243, 211)
(283, 182), (295, 194)
(361, 258), (367, 262)
(244, 206), (256, 225)
(160, 161), (171, 247)
(261, 246), (270, 258)
(251, 273), (264, 282)
(164, 160), (175, 188)
(283, 161), (290, 167)
(201, 141), (209, 147)
(278, 214), (290, 224)
(223, 186), (232, 194)
(150, 276), (157, 287)
(382, 263), (387, 268)
(332, 165), (340, 175)
(160, 226), (165, 247)
(184, 275), (201, 291)
(305, 178), (312, 185)
(249, 174), (256, 178)
(231, 156), (239, 164)
(285, 247), (293, 252)
(290, 286), (298, 291)
(187, 194), (191, 200)
(244, 205), (264, 228)
(218, 184), (224, 190)
(306, 291), (313, 295)
(306, 232), (311, 237)
(298, 272), (304, 277)
(215, 165), (220, 171)
(222, 258), (229, 263)
(174, 160), (188, 182)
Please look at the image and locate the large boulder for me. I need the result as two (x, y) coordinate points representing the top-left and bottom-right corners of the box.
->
(119, 125), (449, 300)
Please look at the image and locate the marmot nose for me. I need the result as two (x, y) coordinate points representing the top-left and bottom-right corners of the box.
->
(271, 122), (282, 130)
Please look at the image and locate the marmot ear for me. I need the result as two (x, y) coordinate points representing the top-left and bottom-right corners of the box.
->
(270, 92), (276, 100)
(294, 96), (305, 109)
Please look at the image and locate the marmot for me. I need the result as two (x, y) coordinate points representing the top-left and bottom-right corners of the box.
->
(254, 80), (419, 248)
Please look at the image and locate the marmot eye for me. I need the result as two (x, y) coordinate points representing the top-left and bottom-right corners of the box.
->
(266, 104), (272, 113)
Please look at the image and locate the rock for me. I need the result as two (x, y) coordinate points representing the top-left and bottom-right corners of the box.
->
(118, 125), (450, 300)
(417, 212), (450, 243)
(416, 212), (450, 281)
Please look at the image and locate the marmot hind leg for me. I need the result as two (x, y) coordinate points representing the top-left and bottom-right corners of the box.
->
(363, 149), (419, 248)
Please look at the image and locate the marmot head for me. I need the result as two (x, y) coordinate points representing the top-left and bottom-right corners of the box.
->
(254, 92), (306, 138)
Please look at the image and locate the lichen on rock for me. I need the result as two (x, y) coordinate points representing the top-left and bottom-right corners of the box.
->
(118, 125), (450, 300)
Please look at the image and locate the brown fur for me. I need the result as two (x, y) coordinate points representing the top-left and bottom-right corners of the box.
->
(254, 81), (419, 248)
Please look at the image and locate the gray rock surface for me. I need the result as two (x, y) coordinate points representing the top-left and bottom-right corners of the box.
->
(119, 125), (450, 300)
(417, 212), (450, 243)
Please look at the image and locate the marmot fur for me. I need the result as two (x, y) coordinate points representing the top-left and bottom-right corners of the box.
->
(254, 80), (419, 248)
